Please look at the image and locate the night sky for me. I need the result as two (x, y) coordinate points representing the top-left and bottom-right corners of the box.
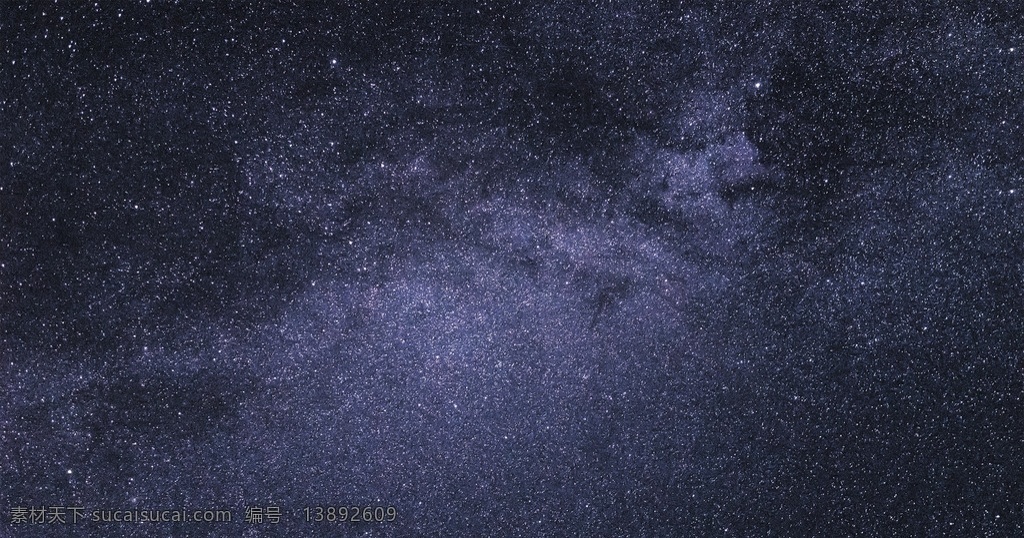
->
(2, 2), (1024, 536)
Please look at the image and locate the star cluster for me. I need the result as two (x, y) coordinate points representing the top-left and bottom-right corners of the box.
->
(2, 2), (1023, 536)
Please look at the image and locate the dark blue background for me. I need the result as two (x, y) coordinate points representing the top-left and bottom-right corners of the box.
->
(2, 1), (1023, 536)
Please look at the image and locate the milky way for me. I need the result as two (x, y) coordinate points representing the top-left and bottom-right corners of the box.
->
(3, 2), (1023, 536)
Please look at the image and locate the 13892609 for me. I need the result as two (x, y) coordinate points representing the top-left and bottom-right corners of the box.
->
(303, 506), (397, 523)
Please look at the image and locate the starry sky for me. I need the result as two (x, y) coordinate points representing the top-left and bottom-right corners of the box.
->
(2, 1), (1023, 536)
